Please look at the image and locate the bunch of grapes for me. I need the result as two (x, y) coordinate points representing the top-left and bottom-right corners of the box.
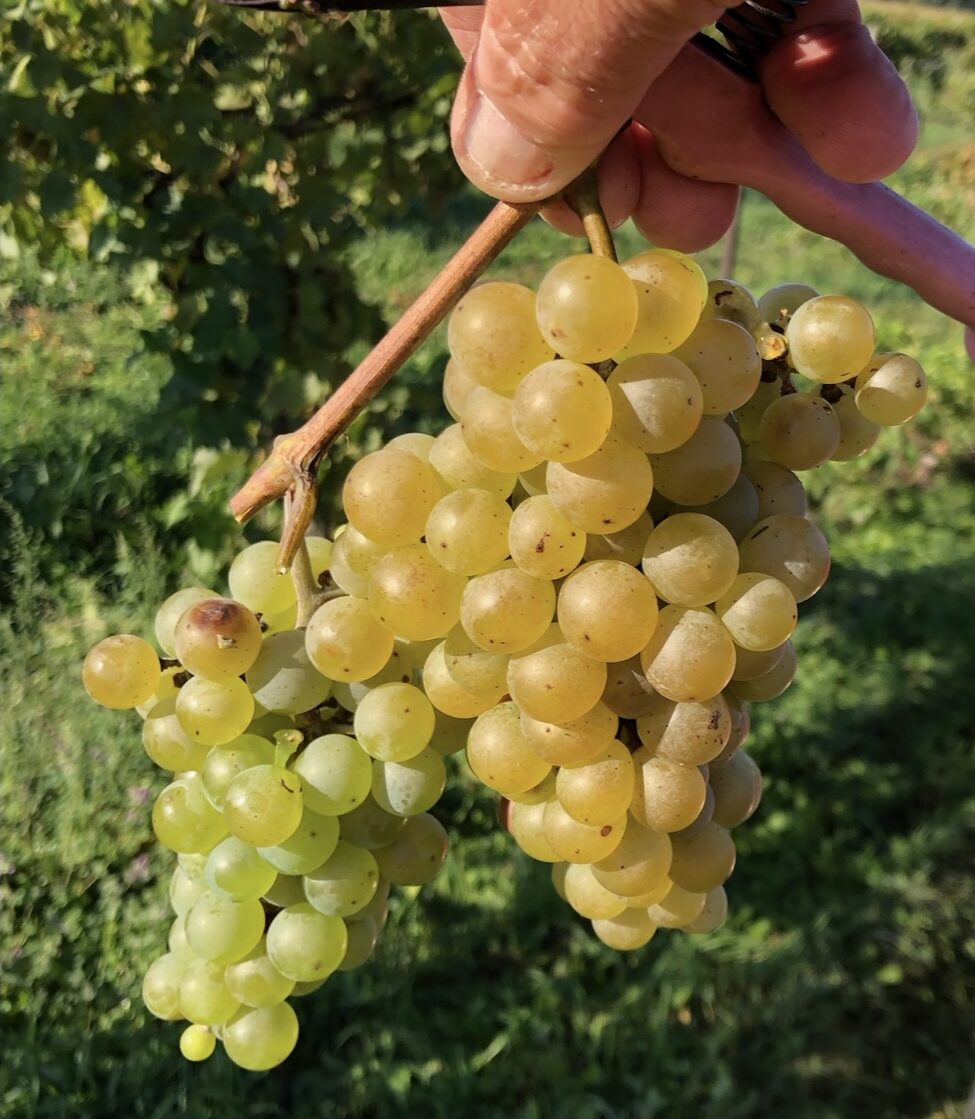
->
(84, 244), (928, 1067)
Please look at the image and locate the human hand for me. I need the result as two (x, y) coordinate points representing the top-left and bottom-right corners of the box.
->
(440, 1), (918, 249)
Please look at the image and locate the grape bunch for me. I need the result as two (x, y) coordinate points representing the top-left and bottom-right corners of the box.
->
(84, 245), (928, 1067)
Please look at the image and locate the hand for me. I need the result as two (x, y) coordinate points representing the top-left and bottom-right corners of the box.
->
(440, 1), (918, 249)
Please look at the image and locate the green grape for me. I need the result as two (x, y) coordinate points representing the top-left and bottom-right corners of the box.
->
(536, 254), (639, 361)
(427, 710), (473, 757)
(373, 813), (449, 885)
(351, 876), (391, 927)
(371, 748), (446, 816)
(617, 248), (706, 357)
(510, 360), (613, 463)
(186, 892), (265, 964)
(168, 916), (193, 959)
(466, 702), (552, 796)
(715, 573), (797, 652)
(386, 432), (436, 461)
(601, 657), (660, 718)
(425, 488), (511, 576)
(668, 822), (736, 893)
(460, 385), (544, 473)
(331, 523), (387, 580)
(641, 513), (738, 608)
(507, 799), (560, 862)
(339, 796), (407, 850)
(153, 774), (228, 854)
(507, 496), (586, 580)
(757, 282), (819, 326)
(224, 764), (303, 847)
(608, 354), (703, 454)
(291, 734), (372, 816)
(201, 735), (275, 809)
(636, 692), (731, 766)
(584, 511), (653, 567)
(556, 739), (635, 825)
(262, 874), (306, 909)
(557, 559), (658, 663)
(683, 472), (760, 543)
(684, 885), (729, 934)
(709, 750), (762, 828)
(827, 383), (881, 460)
(342, 448), (442, 548)
(178, 851), (209, 883)
(179, 958), (241, 1025)
(759, 391), (841, 470)
(136, 665), (182, 718)
(507, 633), (607, 724)
(206, 837), (278, 900)
(83, 634), (160, 710)
(266, 903), (348, 983)
(591, 908), (658, 951)
(289, 979), (327, 998)
(674, 319), (762, 415)
(443, 626), (509, 697)
(546, 435), (654, 534)
(736, 378), (782, 445)
(442, 357), (480, 420)
(305, 596), (395, 682)
(143, 696), (210, 773)
(329, 554), (370, 606)
(247, 711), (296, 739)
(422, 642), (500, 718)
(648, 417), (742, 506)
(175, 675), (254, 747)
(246, 630), (332, 715)
(562, 863), (627, 920)
(738, 515), (830, 603)
(447, 281), (554, 392)
(730, 639), (797, 703)
(543, 800), (626, 864)
(174, 598), (263, 683)
(228, 541), (298, 617)
(630, 754), (707, 833)
(743, 461), (808, 519)
(303, 840), (379, 917)
(640, 606), (735, 703)
(142, 953), (186, 1020)
(368, 545), (467, 641)
(353, 683), (435, 762)
(344, 641), (415, 711)
(155, 588), (216, 658)
(223, 1002), (300, 1071)
(263, 600), (299, 637)
(258, 807), (340, 875)
(648, 883), (707, 929)
(786, 294), (876, 383)
(855, 352), (928, 425)
(339, 917), (380, 971)
(180, 1024), (217, 1062)
(520, 702), (618, 767)
(732, 641), (786, 682)
(306, 534), (333, 577)
(460, 567), (555, 654)
(428, 424), (517, 499)
(592, 819), (672, 897)
(701, 278), (762, 332)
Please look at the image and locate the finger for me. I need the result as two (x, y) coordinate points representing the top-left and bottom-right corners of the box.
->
(449, 0), (734, 202)
(629, 124), (739, 251)
(541, 125), (643, 236)
(438, 6), (484, 57)
(758, 0), (918, 183)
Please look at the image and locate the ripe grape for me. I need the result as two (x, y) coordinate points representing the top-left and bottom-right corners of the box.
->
(258, 807), (340, 875)
(428, 424), (517, 499)
(201, 734), (275, 809)
(641, 513), (739, 607)
(828, 383), (881, 460)
(460, 385), (544, 473)
(668, 823), (736, 893)
(630, 755), (707, 833)
(142, 953), (185, 1021)
(649, 416), (742, 506)
(179, 958), (241, 1026)
(738, 515), (830, 603)
(223, 764), (303, 847)
(743, 461), (808, 519)
(460, 567), (555, 654)
(557, 559), (658, 663)
(246, 630), (332, 715)
(305, 596), (395, 682)
(674, 319), (762, 415)
(205, 837), (278, 900)
(701, 279), (762, 332)
(425, 488), (511, 576)
(354, 683), (435, 762)
(546, 435), (654, 534)
(684, 885), (729, 933)
(179, 1024), (217, 1062)
(154, 588), (215, 658)
(640, 606), (736, 704)
(730, 639), (797, 703)
(339, 918), (380, 971)
(303, 840), (379, 917)
(507, 799), (560, 862)
(175, 675), (254, 747)
(421, 641), (500, 718)
(223, 1002), (300, 1071)
(648, 883), (707, 929)
(292, 734), (373, 815)
(153, 775), (227, 854)
(757, 282), (818, 326)
(266, 903), (348, 984)
(584, 511), (653, 567)
(618, 248), (706, 356)
(511, 360), (613, 462)
(373, 812), (449, 886)
(592, 819), (672, 897)
(562, 863), (627, 920)
(466, 702), (552, 796)
(506, 636), (607, 724)
(709, 750), (763, 828)
(855, 352), (928, 425)
(342, 449), (441, 548)
(519, 702), (618, 767)
(601, 657), (660, 718)
(535, 254), (639, 362)
(368, 544), (467, 641)
(186, 892), (265, 964)
(686, 472), (760, 543)
(591, 908), (658, 950)
(442, 625), (509, 697)
(228, 541), (297, 616)
(759, 392), (841, 470)
(542, 800), (626, 864)
(143, 696), (210, 773)
(715, 573), (797, 652)
(83, 634), (160, 710)
(339, 796), (407, 850)
(371, 748), (446, 816)
(556, 739), (635, 825)
(786, 294), (876, 383)
(508, 495), (586, 580)
(224, 943), (296, 1008)
(636, 692), (731, 767)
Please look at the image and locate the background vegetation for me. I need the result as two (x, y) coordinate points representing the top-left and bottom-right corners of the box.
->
(0, 2), (973, 1117)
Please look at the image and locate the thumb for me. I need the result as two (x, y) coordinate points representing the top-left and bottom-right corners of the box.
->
(450, 0), (729, 202)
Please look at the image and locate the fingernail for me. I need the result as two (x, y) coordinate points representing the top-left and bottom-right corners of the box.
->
(462, 96), (554, 191)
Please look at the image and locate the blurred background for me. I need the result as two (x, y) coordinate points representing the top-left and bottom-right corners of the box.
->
(1, 1), (973, 1116)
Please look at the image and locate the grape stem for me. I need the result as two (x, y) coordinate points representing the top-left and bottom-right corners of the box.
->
(563, 167), (617, 262)
(230, 199), (537, 567)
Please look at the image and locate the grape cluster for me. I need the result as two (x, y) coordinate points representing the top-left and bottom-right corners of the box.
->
(84, 246), (928, 1067)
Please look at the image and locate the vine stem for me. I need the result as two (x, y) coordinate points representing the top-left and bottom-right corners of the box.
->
(563, 167), (617, 261)
(230, 199), (537, 568)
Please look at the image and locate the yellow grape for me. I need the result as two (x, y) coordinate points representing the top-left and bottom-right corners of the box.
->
(519, 702), (619, 767)
(757, 282), (819, 326)
(535, 254), (639, 363)
(635, 692), (731, 766)
(510, 360), (613, 463)
(460, 385), (544, 473)
(737, 515), (830, 603)
(143, 696), (210, 772)
(506, 799), (560, 863)
(342, 449), (442, 548)
(731, 642), (786, 682)
(368, 544), (467, 641)
(175, 676), (254, 747)
(303, 841), (380, 917)
(373, 812), (449, 885)
(743, 461), (808, 519)
(506, 634), (607, 724)
(305, 596), (395, 682)
(142, 953), (186, 1020)
(641, 513), (739, 607)
(684, 472), (760, 543)
(562, 863), (627, 920)
(179, 958), (241, 1026)
(442, 625), (509, 697)
(640, 606), (736, 703)
(340, 797), (407, 850)
(556, 739), (635, 825)
(223, 765), (303, 847)
(600, 657), (660, 719)
(827, 383), (881, 460)
(684, 885), (729, 934)
(608, 354), (703, 454)
(786, 294), (876, 383)
(371, 748), (446, 816)
(174, 598), (263, 683)
(730, 639), (797, 703)
(425, 488), (511, 576)
(291, 734), (373, 816)
(508, 495), (586, 580)
(700, 278), (762, 332)
(591, 908), (658, 951)
(584, 511), (653, 567)
(421, 642), (500, 718)
(630, 754), (707, 833)
(592, 818), (673, 897)
(546, 435), (654, 534)
(668, 822), (736, 893)
(557, 559), (659, 663)
(648, 883), (707, 929)
(542, 800), (626, 864)
(759, 392), (841, 470)
(179, 1024), (217, 1062)
(83, 634), (161, 710)
(460, 567), (555, 654)
(428, 424), (517, 499)
(153, 774), (228, 854)
(715, 573), (797, 652)
(154, 588), (215, 658)
(442, 357), (480, 421)
(709, 750), (763, 828)
(855, 352), (928, 425)
(228, 541), (297, 617)
(466, 701), (552, 796)
(648, 417), (742, 507)
(674, 319), (762, 415)
(618, 248), (706, 357)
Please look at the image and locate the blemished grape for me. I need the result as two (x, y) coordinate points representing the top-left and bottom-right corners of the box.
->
(305, 596), (395, 682)
(757, 282), (818, 326)
(520, 702), (619, 767)
(562, 863), (627, 920)
(175, 675), (254, 747)
(715, 573), (797, 652)
(642, 513), (739, 607)
(592, 819), (672, 897)
(543, 801), (626, 864)
(447, 281), (554, 392)
(786, 294), (876, 383)
(224, 765), (303, 847)
(180, 1024), (217, 1062)
(636, 692), (731, 767)
(506, 496), (582, 581)
(674, 318), (762, 415)
(535, 254), (639, 362)
(342, 448), (442, 548)
(507, 637), (608, 724)
(174, 598), (263, 683)
(373, 812), (449, 886)
(228, 541), (297, 617)
(618, 248), (707, 357)
(649, 416), (742, 507)
(292, 734), (373, 816)
(460, 567), (555, 654)
(827, 383), (882, 460)
(608, 353), (703, 455)
(258, 807), (340, 876)
(460, 385), (544, 473)
(186, 892), (265, 964)
(83, 634), (161, 710)
(155, 588), (215, 658)
(556, 739), (635, 825)
(224, 943), (296, 1008)
(591, 908), (658, 951)
(369, 545), (467, 642)
(668, 823), (736, 893)
(709, 750), (763, 828)
(701, 278), (762, 332)
(142, 953), (186, 1020)
(759, 392), (841, 470)
(557, 559), (659, 663)
(855, 352), (928, 425)
(743, 460), (808, 519)
(630, 754), (707, 833)
(428, 423), (517, 499)
(547, 435), (654, 534)
(266, 903), (348, 984)
(223, 1002), (300, 1071)
(738, 515), (830, 603)
(143, 696), (210, 773)
(354, 683), (435, 762)
(511, 360), (613, 463)
(731, 639), (798, 703)
(371, 748), (446, 816)
(246, 630), (332, 715)
(425, 488), (511, 576)
(153, 775), (228, 854)
(303, 841), (379, 917)
(466, 702), (552, 796)
(640, 606), (736, 704)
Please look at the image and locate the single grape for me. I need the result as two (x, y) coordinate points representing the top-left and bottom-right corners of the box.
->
(180, 1024), (217, 1062)
(460, 385), (544, 473)
(584, 511), (654, 567)
(617, 248), (706, 357)
(759, 391), (841, 470)
(543, 801), (626, 864)
(674, 319), (762, 415)
(736, 378), (783, 445)
(428, 424), (517, 499)
(83, 634), (160, 710)
(371, 748), (446, 816)
(460, 567), (555, 654)
(305, 596), (395, 682)
(641, 513), (739, 608)
(153, 774), (228, 854)
(648, 883), (707, 929)
(731, 641), (786, 683)
(201, 734), (275, 809)
(738, 515), (830, 603)
(668, 822), (736, 894)
(601, 657), (660, 718)
(154, 588), (215, 658)
(700, 279), (762, 332)
(170, 866), (207, 917)
(592, 819), (672, 897)
(855, 352), (928, 425)
(142, 953), (185, 1020)
(246, 630), (332, 715)
(506, 799), (561, 862)
(339, 917), (380, 971)
(546, 435), (654, 534)
(506, 635), (607, 724)
(186, 892), (265, 964)
(520, 702), (618, 767)
(175, 675), (254, 747)
(715, 573), (798, 651)
(640, 606), (736, 703)
(223, 1003), (300, 1071)
(258, 807), (340, 875)
(174, 598), (263, 682)
(373, 813), (449, 886)
(630, 755), (707, 833)
(228, 541), (298, 617)
(556, 740), (635, 825)
(709, 750), (763, 828)
(466, 702), (552, 796)
(342, 448), (441, 548)
(826, 383), (881, 460)
(591, 908), (658, 951)
(442, 357), (480, 420)
(682, 472), (760, 543)
(353, 683), (435, 763)
(179, 958), (241, 1026)
(730, 639), (797, 703)
(649, 416), (742, 507)
(508, 495), (586, 580)
(443, 626), (509, 697)
(223, 764), (303, 847)
(369, 545), (467, 641)
(636, 692), (731, 767)
(535, 254), (639, 362)
(340, 796), (407, 850)
(743, 460), (808, 519)
(143, 695), (210, 773)
(757, 282), (818, 326)
(510, 360), (613, 463)
(266, 903), (348, 983)
(206, 837), (278, 900)
(608, 353), (703, 455)
(562, 863), (627, 920)
(421, 642), (500, 718)
(684, 885), (729, 934)
(557, 559), (659, 663)
(224, 943), (296, 1008)
(786, 294), (876, 383)
(425, 488), (511, 576)
(303, 840), (379, 918)
(262, 874), (307, 910)
(292, 734), (373, 816)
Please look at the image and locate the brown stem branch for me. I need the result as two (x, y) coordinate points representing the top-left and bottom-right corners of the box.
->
(285, 494), (325, 626)
(231, 199), (538, 564)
